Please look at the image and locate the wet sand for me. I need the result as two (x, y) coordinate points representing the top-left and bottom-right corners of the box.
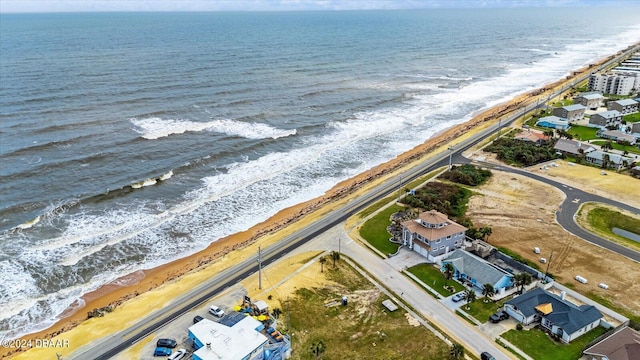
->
(4, 47), (632, 359)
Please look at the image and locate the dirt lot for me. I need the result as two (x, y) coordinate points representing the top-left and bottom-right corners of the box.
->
(466, 170), (640, 319)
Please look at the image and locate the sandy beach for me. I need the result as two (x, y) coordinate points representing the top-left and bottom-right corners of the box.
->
(4, 45), (636, 359)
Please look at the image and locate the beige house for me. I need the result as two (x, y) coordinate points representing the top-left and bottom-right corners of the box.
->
(401, 210), (467, 261)
(573, 92), (604, 110)
(583, 325), (640, 360)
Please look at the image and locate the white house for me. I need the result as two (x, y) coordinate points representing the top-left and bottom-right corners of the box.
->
(504, 288), (603, 343)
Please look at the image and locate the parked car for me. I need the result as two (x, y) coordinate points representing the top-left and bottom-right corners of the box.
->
(168, 348), (187, 360)
(209, 305), (225, 317)
(452, 292), (465, 302)
(481, 351), (496, 360)
(489, 310), (509, 323)
(193, 315), (204, 324)
(153, 347), (172, 357)
(156, 338), (177, 348)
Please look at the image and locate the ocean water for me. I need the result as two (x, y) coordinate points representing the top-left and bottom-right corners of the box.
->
(1, 9), (639, 339)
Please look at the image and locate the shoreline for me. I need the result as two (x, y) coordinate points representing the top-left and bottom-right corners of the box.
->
(4, 44), (637, 358)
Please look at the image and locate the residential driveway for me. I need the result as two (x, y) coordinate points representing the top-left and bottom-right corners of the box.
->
(385, 247), (429, 271)
(441, 293), (465, 310)
(478, 318), (518, 340)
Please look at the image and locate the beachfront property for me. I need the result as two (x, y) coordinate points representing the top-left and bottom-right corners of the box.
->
(573, 92), (604, 110)
(588, 110), (623, 128)
(188, 314), (290, 360)
(589, 71), (639, 96)
(401, 210), (467, 261)
(582, 325), (640, 360)
(607, 98), (639, 114)
(441, 249), (513, 296)
(553, 138), (596, 157)
(535, 115), (569, 130)
(596, 129), (638, 145)
(585, 150), (635, 170)
(513, 130), (550, 145)
(552, 104), (585, 122)
(503, 287), (603, 344)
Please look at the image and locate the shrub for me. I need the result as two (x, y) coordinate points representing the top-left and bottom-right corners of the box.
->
(516, 323), (523, 331)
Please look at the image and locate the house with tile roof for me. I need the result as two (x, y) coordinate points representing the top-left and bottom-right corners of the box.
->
(583, 325), (640, 360)
(441, 249), (513, 295)
(513, 130), (550, 145)
(401, 210), (467, 261)
(504, 287), (603, 343)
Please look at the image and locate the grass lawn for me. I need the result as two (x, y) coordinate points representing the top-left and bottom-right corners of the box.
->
(288, 260), (450, 360)
(590, 140), (640, 155)
(461, 298), (505, 323)
(567, 125), (598, 141)
(406, 263), (464, 297)
(623, 112), (640, 123)
(577, 205), (640, 252)
(359, 204), (403, 256)
(502, 326), (607, 360)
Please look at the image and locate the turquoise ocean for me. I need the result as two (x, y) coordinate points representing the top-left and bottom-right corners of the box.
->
(1, 8), (639, 338)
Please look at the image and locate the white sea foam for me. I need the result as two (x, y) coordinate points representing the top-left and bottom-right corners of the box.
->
(131, 117), (296, 140)
(15, 216), (40, 230)
(4, 22), (640, 341)
(159, 170), (173, 181)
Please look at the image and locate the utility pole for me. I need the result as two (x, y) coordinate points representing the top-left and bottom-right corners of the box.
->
(338, 237), (341, 256)
(448, 146), (454, 169)
(258, 246), (262, 290)
(398, 175), (402, 201)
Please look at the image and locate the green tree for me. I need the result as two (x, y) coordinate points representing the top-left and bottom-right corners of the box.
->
(450, 343), (465, 359)
(480, 226), (492, 241)
(330, 251), (340, 267)
(310, 340), (327, 359)
(464, 289), (477, 304)
(482, 283), (495, 301)
(443, 263), (455, 285)
(272, 307), (282, 319)
(514, 272), (533, 294)
(319, 256), (327, 273)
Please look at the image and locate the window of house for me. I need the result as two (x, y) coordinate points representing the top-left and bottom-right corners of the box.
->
(447, 235), (451, 239)
(435, 239), (440, 243)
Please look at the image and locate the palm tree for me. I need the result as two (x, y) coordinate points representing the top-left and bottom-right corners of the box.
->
(319, 256), (327, 273)
(480, 226), (492, 241)
(464, 289), (476, 304)
(272, 307), (282, 319)
(514, 272), (533, 294)
(443, 263), (455, 285)
(450, 343), (465, 359)
(310, 340), (327, 359)
(330, 251), (340, 267)
(482, 284), (495, 301)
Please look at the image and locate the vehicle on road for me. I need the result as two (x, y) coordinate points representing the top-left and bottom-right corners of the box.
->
(168, 348), (187, 360)
(193, 315), (204, 324)
(209, 305), (225, 317)
(489, 310), (509, 323)
(481, 351), (496, 360)
(156, 338), (177, 348)
(452, 292), (465, 302)
(153, 347), (172, 357)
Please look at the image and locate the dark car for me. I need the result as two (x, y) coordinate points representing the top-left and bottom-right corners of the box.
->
(156, 338), (177, 348)
(193, 315), (204, 324)
(481, 351), (496, 360)
(489, 310), (509, 323)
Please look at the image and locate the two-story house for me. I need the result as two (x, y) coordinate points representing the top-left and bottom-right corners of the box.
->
(553, 104), (586, 122)
(607, 99), (639, 114)
(401, 210), (467, 261)
(588, 110), (623, 128)
(573, 92), (604, 110)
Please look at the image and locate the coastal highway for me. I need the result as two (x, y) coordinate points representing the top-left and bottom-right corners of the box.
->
(76, 47), (640, 359)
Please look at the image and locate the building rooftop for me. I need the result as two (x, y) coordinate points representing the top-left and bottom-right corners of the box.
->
(537, 115), (568, 125)
(401, 210), (467, 241)
(593, 110), (622, 119)
(190, 317), (268, 360)
(575, 92), (604, 100)
(562, 104), (586, 111)
(583, 326), (640, 360)
(444, 249), (513, 287)
(611, 99), (639, 106)
(505, 288), (602, 335)
(553, 139), (595, 155)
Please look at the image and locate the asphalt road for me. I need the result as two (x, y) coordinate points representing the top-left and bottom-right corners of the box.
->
(73, 46), (640, 359)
